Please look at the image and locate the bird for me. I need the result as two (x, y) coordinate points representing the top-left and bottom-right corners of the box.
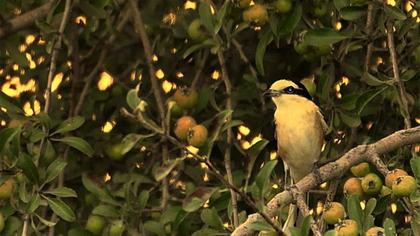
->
(265, 79), (328, 232)
(265, 79), (327, 182)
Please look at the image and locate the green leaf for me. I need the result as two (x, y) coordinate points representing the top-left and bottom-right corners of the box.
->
(79, 1), (107, 18)
(340, 6), (366, 21)
(248, 221), (274, 231)
(199, 2), (214, 33)
(44, 197), (76, 222)
(278, 3), (302, 36)
(410, 157), (420, 180)
(18, 152), (39, 184)
(255, 160), (277, 198)
(144, 221), (165, 236)
(154, 157), (185, 182)
(255, 31), (273, 76)
(0, 127), (20, 152)
(357, 87), (387, 115)
(383, 218), (396, 236)
(361, 72), (390, 86)
(182, 187), (218, 212)
(305, 28), (347, 47)
(5, 36), (29, 67)
(138, 191), (150, 209)
(52, 136), (94, 157)
(200, 208), (223, 229)
(245, 139), (269, 190)
(347, 195), (363, 232)
(44, 159), (67, 184)
(126, 88), (141, 110)
(334, 0), (349, 10)
(215, 1), (231, 34)
(82, 174), (119, 205)
(92, 205), (120, 218)
(51, 116), (85, 135)
(44, 187), (77, 198)
(26, 194), (41, 213)
(384, 5), (407, 20)
(120, 133), (156, 156)
(364, 198), (377, 216)
(324, 229), (338, 236)
(192, 228), (221, 236)
(35, 214), (56, 227)
(0, 92), (23, 115)
(221, 120), (244, 132)
(339, 111), (361, 128)
(36, 112), (52, 131)
(182, 39), (215, 59)
(301, 215), (312, 236)
(401, 69), (417, 81)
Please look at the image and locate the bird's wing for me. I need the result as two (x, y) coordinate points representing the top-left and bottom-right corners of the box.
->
(317, 110), (329, 134)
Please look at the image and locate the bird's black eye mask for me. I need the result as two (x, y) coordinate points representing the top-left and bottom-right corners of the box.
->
(264, 83), (312, 100)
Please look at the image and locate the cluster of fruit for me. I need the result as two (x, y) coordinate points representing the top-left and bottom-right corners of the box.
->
(240, 0), (293, 25)
(85, 214), (125, 236)
(172, 87), (208, 148)
(344, 162), (417, 199)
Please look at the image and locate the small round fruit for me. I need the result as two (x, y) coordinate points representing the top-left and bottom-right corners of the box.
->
(365, 226), (385, 236)
(105, 143), (125, 161)
(174, 116), (197, 141)
(187, 124), (208, 148)
(313, 4), (328, 17)
(351, 162), (370, 177)
(109, 220), (125, 236)
(274, 0), (292, 13)
(361, 173), (382, 195)
(343, 177), (364, 198)
(188, 19), (206, 42)
(335, 219), (358, 236)
(380, 186), (392, 197)
(258, 231), (277, 236)
(385, 169), (408, 187)
(322, 202), (346, 224)
(174, 88), (198, 109)
(86, 215), (106, 235)
(238, 0), (251, 8)
(0, 179), (15, 199)
(0, 212), (4, 232)
(242, 4), (268, 25)
(392, 175), (417, 197)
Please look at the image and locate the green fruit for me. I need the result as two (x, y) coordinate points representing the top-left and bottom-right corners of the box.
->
(0, 212), (5, 232)
(313, 4), (328, 17)
(174, 116), (197, 141)
(294, 42), (308, 55)
(170, 101), (184, 118)
(361, 173), (383, 195)
(335, 219), (359, 236)
(299, 78), (316, 97)
(392, 175), (417, 197)
(365, 226), (385, 236)
(343, 177), (364, 198)
(105, 143), (125, 161)
(187, 124), (208, 148)
(385, 169), (408, 187)
(109, 220), (125, 236)
(86, 215), (106, 235)
(274, 0), (292, 13)
(174, 88), (198, 109)
(242, 4), (268, 25)
(351, 162), (370, 177)
(380, 186), (392, 197)
(322, 202), (346, 224)
(85, 193), (99, 206)
(187, 19), (206, 42)
(0, 179), (15, 199)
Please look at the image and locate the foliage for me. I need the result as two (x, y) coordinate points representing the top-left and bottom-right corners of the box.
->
(0, 0), (419, 235)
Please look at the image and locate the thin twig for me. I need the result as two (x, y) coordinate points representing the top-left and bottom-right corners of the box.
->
(191, 50), (208, 89)
(217, 50), (239, 228)
(290, 188), (322, 236)
(364, 3), (375, 72)
(386, 23), (411, 129)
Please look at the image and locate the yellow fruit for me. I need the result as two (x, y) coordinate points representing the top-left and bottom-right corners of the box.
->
(175, 116), (197, 141)
(187, 124), (208, 148)
(86, 215), (106, 235)
(242, 4), (268, 25)
(187, 19), (206, 42)
(0, 179), (15, 199)
(361, 173), (382, 195)
(392, 175), (417, 197)
(274, 0), (292, 13)
(385, 169), (408, 187)
(174, 88), (198, 109)
(335, 219), (359, 236)
(343, 177), (364, 198)
(322, 202), (346, 224)
(109, 220), (125, 236)
(0, 212), (4, 232)
(351, 162), (370, 177)
(105, 143), (125, 161)
(365, 226), (385, 236)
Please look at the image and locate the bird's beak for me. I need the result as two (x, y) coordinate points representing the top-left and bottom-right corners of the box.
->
(263, 89), (282, 97)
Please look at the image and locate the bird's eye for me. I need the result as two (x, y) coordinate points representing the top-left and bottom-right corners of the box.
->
(284, 86), (295, 94)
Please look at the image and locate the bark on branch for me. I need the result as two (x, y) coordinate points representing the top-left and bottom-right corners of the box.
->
(232, 125), (420, 236)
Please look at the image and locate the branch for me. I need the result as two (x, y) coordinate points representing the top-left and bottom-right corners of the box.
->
(0, 0), (54, 39)
(232, 126), (420, 236)
(386, 23), (411, 129)
(363, 3), (375, 72)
